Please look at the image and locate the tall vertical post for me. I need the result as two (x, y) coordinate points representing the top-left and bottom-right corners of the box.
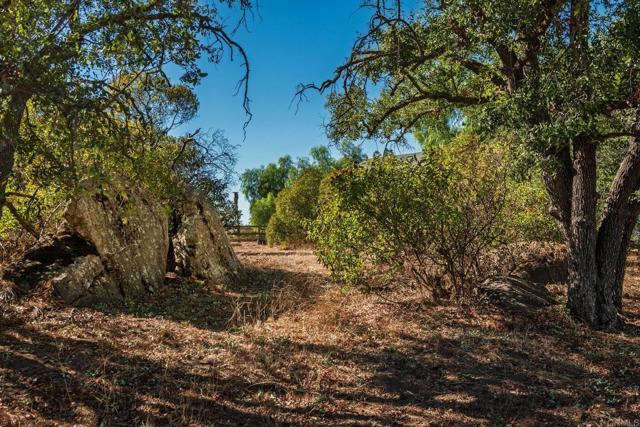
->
(233, 192), (240, 234)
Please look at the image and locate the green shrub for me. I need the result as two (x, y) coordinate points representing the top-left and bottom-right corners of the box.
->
(310, 136), (559, 299)
(505, 175), (563, 243)
(250, 193), (276, 229)
(266, 169), (323, 246)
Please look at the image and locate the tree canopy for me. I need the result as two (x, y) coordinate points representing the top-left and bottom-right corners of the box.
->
(0, 0), (251, 226)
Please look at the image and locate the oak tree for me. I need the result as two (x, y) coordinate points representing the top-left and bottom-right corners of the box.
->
(304, 0), (640, 328)
(0, 0), (251, 223)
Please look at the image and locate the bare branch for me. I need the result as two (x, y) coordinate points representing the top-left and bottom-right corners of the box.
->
(4, 201), (39, 239)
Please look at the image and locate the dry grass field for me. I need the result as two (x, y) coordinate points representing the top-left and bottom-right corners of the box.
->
(1, 242), (639, 426)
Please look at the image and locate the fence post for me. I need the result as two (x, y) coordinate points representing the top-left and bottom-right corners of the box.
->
(233, 192), (240, 234)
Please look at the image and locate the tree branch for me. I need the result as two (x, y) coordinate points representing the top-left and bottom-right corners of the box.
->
(4, 201), (39, 239)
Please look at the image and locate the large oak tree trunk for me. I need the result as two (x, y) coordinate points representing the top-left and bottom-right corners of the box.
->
(543, 133), (640, 329)
(594, 117), (640, 326)
(566, 137), (600, 325)
(610, 204), (639, 310)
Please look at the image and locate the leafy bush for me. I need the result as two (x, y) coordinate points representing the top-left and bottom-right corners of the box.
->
(249, 193), (276, 229)
(266, 169), (323, 246)
(505, 175), (563, 243)
(310, 136), (559, 299)
(241, 143), (367, 227)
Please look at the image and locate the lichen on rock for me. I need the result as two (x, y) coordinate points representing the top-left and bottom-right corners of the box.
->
(2, 178), (169, 306)
(172, 195), (245, 286)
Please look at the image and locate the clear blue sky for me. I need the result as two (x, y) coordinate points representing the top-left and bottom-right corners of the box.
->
(177, 1), (418, 221)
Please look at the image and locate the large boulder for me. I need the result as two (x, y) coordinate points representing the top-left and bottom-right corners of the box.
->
(65, 179), (169, 296)
(2, 178), (169, 306)
(172, 196), (245, 286)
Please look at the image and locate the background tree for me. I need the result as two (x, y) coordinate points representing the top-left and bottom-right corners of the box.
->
(249, 192), (276, 229)
(240, 156), (295, 206)
(302, 0), (640, 329)
(266, 168), (324, 246)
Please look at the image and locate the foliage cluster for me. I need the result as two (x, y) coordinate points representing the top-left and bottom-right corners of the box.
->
(266, 169), (324, 247)
(0, 1), (250, 252)
(1, 97), (238, 245)
(241, 143), (365, 229)
(310, 136), (560, 299)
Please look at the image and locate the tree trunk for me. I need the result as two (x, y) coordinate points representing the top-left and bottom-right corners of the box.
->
(566, 137), (600, 325)
(612, 203), (640, 309)
(0, 93), (28, 208)
(542, 144), (573, 237)
(594, 207), (636, 327)
(558, 0), (624, 328)
(592, 115), (640, 326)
(543, 126), (640, 329)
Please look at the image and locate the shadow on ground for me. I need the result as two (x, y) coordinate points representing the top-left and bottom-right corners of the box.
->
(1, 310), (638, 426)
(85, 266), (328, 332)
(0, 243), (638, 426)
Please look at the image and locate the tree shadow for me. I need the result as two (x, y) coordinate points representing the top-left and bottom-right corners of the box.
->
(1, 303), (638, 426)
(226, 311), (640, 427)
(0, 324), (278, 426)
(88, 266), (329, 332)
(2, 248), (639, 426)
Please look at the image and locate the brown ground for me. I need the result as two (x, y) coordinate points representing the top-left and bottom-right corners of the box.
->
(0, 242), (639, 426)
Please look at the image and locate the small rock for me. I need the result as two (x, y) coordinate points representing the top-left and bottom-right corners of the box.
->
(479, 276), (557, 312)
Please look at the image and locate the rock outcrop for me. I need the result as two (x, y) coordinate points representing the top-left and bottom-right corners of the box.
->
(172, 196), (245, 286)
(2, 178), (169, 306)
(479, 276), (557, 312)
(2, 179), (246, 305)
(64, 179), (170, 297)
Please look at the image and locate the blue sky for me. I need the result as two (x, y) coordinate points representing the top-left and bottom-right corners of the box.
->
(177, 1), (417, 221)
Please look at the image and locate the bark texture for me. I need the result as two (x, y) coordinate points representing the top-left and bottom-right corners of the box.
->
(566, 138), (599, 324)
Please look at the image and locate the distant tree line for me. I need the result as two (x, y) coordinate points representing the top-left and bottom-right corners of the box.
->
(240, 142), (366, 244)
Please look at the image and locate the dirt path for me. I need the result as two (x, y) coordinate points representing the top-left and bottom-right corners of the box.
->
(1, 243), (639, 426)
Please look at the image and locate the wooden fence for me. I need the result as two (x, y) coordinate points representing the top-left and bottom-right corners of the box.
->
(226, 225), (266, 244)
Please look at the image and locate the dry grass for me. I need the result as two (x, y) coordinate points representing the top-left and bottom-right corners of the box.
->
(0, 242), (639, 426)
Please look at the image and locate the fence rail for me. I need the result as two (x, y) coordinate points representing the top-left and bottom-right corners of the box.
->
(226, 225), (266, 244)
